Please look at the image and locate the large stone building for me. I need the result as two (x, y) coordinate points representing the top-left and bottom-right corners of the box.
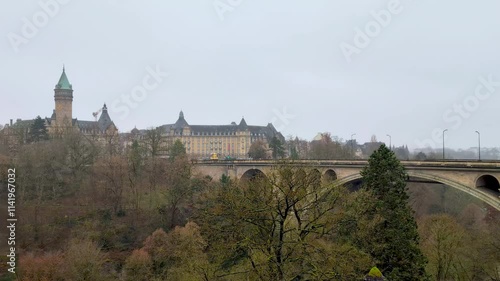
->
(128, 111), (285, 159)
(2, 67), (116, 145)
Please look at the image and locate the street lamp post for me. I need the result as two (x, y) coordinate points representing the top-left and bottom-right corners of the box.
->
(350, 133), (356, 159)
(475, 131), (481, 161)
(386, 134), (391, 150)
(442, 129), (448, 160)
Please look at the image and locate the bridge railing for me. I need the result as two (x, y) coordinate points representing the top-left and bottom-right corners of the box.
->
(191, 158), (500, 163)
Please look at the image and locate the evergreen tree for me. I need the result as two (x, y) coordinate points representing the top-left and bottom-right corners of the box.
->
(269, 136), (285, 159)
(414, 152), (427, 161)
(290, 145), (299, 160)
(365, 266), (386, 280)
(29, 116), (49, 143)
(359, 144), (428, 280)
(128, 140), (144, 177)
(169, 139), (186, 161)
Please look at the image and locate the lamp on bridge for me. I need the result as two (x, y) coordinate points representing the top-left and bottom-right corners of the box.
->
(350, 133), (356, 159)
(475, 131), (481, 161)
(442, 129), (448, 160)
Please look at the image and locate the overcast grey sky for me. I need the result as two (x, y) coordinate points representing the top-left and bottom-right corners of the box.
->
(1, 0), (500, 149)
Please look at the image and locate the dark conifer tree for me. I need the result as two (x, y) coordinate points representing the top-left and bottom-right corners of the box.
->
(269, 136), (285, 159)
(29, 116), (49, 143)
(290, 145), (299, 160)
(360, 144), (428, 280)
(169, 139), (186, 161)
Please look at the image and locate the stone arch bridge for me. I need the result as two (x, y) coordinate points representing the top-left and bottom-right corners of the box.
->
(193, 160), (500, 211)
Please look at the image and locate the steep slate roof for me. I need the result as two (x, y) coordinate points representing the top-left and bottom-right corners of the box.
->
(11, 117), (114, 132)
(173, 111), (189, 128)
(10, 115), (60, 128)
(72, 104), (115, 132)
(74, 120), (98, 130)
(97, 104), (114, 131)
(158, 111), (284, 142)
(11, 119), (34, 128)
(159, 124), (174, 134)
(55, 67), (72, 90)
(238, 117), (248, 128)
(189, 124), (239, 134)
(249, 124), (276, 136)
(249, 123), (284, 142)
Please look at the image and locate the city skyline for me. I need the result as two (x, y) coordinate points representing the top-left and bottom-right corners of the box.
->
(2, 66), (498, 151)
(2, 1), (500, 149)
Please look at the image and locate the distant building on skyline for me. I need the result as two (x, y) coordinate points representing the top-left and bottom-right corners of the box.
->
(127, 111), (285, 159)
(2, 67), (117, 146)
(1, 67), (284, 159)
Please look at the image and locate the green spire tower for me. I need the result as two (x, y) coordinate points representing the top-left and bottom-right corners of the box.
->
(54, 66), (73, 127)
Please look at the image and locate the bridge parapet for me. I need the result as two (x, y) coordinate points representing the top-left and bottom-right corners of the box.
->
(193, 159), (500, 211)
(194, 159), (500, 168)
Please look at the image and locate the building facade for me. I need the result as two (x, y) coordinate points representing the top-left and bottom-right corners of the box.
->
(1, 67), (117, 146)
(128, 111), (285, 159)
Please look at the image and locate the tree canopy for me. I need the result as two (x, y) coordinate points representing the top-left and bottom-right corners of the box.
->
(358, 144), (428, 280)
(169, 139), (186, 161)
(269, 136), (285, 159)
(248, 140), (267, 159)
(29, 116), (49, 143)
(194, 164), (372, 280)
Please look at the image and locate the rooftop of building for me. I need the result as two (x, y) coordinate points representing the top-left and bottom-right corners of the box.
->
(55, 66), (72, 90)
(5, 103), (114, 133)
(150, 111), (284, 140)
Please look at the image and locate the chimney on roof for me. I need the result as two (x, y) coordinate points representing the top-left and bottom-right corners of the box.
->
(10, 119), (13, 126)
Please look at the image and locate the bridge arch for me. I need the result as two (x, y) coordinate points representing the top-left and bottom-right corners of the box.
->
(337, 173), (364, 191)
(337, 173), (362, 186)
(337, 172), (500, 211)
(406, 172), (500, 211)
(323, 169), (337, 182)
(241, 168), (267, 182)
(475, 174), (500, 194)
(194, 160), (500, 210)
